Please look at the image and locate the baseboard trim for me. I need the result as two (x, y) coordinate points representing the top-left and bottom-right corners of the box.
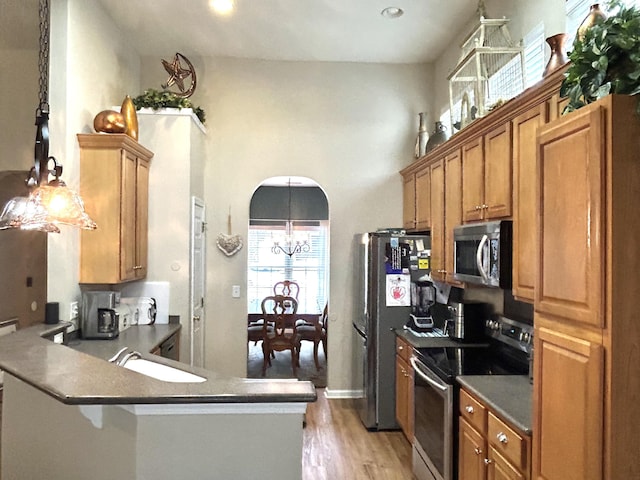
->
(324, 388), (363, 399)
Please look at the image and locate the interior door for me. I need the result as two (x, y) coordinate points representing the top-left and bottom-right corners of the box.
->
(190, 197), (206, 367)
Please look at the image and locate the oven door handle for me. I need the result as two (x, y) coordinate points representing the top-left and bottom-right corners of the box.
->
(476, 234), (489, 283)
(410, 356), (448, 393)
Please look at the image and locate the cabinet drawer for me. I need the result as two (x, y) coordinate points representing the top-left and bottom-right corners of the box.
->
(488, 412), (526, 470)
(459, 389), (487, 434)
(396, 337), (412, 363)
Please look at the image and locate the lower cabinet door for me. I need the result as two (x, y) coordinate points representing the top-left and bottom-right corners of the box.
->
(533, 324), (603, 480)
(459, 418), (487, 480)
(488, 448), (525, 480)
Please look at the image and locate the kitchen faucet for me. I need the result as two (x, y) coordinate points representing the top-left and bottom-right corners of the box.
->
(108, 347), (142, 366)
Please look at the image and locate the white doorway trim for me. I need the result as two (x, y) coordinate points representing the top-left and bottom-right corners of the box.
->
(190, 196), (206, 367)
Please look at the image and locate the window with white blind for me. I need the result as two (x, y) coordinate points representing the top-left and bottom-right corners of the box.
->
(566, 0), (640, 49)
(523, 22), (546, 88)
(247, 221), (328, 315)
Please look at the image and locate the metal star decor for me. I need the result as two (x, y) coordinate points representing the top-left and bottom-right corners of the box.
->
(161, 52), (197, 98)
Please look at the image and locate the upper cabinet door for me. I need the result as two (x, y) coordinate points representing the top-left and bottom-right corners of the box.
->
(462, 136), (485, 222)
(415, 165), (431, 231)
(483, 122), (512, 220)
(403, 173), (416, 230)
(535, 106), (605, 328)
(430, 159), (445, 281)
(512, 104), (547, 303)
(444, 150), (463, 286)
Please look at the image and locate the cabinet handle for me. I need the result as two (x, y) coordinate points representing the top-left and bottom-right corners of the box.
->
(496, 432), (508, 444)
(484, 458), (493, 466)
(475, 205), (481, 210)
(465, 405), (474, 414)
(474, 447), (483, 455)
(482, 204), (489, 209)
(398, 345), (404, 351)
(133, 265), (143, 270)
(193, 315), (200, 322)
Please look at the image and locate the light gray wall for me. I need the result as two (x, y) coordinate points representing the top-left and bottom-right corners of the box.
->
(139, 57), (433, 390)
(47, 0), (141, 323)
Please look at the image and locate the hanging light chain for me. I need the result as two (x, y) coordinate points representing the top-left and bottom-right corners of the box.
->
(37, 0), (50, 114)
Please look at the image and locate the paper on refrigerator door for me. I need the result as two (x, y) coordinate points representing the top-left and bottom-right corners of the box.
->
(386, 274), (411, 307)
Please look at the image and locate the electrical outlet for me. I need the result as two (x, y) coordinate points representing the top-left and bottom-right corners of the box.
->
(70, 301), (79, 321)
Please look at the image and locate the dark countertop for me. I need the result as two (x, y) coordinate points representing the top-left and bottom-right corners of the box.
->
(0, 323), (316, 406)
(68, 323), (181, 358)
(457, 375), (532, 435)
(395, 327), (488, 349)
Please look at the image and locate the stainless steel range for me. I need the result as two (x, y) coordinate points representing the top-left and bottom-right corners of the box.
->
(411, 316), (533, 480)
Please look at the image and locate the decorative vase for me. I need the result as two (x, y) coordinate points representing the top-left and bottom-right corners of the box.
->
(414, 112), (429, 158)
(542, 33), (569, 78)
(577, 4), (607, 41)
(425, 121), (449, 153)
(121, 95), (139, 140)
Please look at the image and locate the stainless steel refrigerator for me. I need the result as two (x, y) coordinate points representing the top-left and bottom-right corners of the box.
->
(353, 231), (431, 430)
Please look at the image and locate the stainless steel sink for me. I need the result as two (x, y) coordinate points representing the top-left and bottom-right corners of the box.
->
(122, 358), (206, 383)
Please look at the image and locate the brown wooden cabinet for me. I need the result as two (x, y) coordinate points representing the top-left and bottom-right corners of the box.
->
(402, 173), (416, 230)
(511, 105), (547, 303)
(429, 160), (445, 281)
(462, 125), (512, 223)
(395, 336), (413, 442)
(77, 134), (153, 284)
(415, 165), (431, 231)
(459, 418), (487, 480)
(459, 388), (530, 480)
(461, 136), (485, 222)
(444, 150), (463, 286)
(533, 95), (640, 480)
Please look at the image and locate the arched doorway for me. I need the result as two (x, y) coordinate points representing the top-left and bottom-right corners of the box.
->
(245, 176), (329, 387)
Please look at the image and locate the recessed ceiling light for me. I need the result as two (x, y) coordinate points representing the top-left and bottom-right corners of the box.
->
(381, 6), (404, 19)
(210, 0), (235, 16)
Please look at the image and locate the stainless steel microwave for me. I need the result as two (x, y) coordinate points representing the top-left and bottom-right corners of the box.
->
(453, 220), (512, 288)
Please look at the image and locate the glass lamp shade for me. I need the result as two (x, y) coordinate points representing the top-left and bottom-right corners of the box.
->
(20, 180), (97, 230)
(0, 196), (60, 233)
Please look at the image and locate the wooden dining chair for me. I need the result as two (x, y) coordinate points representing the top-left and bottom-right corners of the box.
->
(295, 303), (328, 370)
(260, 295), (301, 376)
(273, 280), (300, 300)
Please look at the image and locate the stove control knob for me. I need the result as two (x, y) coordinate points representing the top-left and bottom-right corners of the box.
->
(492, 321), (500, 331)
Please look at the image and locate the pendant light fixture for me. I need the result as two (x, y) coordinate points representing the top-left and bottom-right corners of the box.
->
(0, 0), (96, 233)
(271, 178), (310, 257)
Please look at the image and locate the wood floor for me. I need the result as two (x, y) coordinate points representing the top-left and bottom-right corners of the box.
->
(303, 388), (416, 480)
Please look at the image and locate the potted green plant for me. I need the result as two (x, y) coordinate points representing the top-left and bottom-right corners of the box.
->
(560, 0), (640, 115)
(132, 88), (206, 124)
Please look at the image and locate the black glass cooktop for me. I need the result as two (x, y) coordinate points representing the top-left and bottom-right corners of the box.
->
(414, 343), (528, 383)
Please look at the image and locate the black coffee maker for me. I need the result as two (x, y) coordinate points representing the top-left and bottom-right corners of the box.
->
(408, 279), (437, 332)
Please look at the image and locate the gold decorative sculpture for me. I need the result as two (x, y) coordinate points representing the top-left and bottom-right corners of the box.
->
(93, 110), (126, 134)
(120, 95), (139, 140)
(161, 52), (197, 98)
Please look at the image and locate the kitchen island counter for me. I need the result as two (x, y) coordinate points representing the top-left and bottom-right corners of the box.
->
(0, 323), (315, 480)
(0, 323), (316, 405)
(457, 375), (532, 434)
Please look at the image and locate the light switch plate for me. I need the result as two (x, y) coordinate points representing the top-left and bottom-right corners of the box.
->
(232, 285), (241, 298)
